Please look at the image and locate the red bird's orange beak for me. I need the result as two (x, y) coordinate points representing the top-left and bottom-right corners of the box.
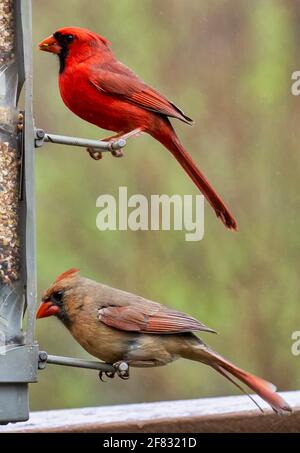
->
(36, 301), (60, 319)
(39, 35), (61, 54)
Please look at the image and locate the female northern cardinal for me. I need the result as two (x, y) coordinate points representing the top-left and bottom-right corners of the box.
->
(39, 27), (237, 231)
(36, 268), (291, 414)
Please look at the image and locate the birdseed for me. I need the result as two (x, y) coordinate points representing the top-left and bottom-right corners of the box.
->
(0, 0), (15, 66)
(0, 138), (21, 285)
(0, 0), (20, 285)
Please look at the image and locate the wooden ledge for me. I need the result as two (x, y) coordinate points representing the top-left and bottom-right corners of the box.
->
(0, 391), (299, 433)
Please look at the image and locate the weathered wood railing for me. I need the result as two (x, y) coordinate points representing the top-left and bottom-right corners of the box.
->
(0, 391), (299, 433)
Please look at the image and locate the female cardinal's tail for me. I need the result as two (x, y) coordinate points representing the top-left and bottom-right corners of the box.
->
(152, 121), (237, 231)
(184, 343), (291, 414)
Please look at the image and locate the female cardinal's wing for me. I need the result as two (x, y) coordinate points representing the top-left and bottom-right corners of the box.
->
(98, 301), (215, 334)
(89, 62), (193, 124)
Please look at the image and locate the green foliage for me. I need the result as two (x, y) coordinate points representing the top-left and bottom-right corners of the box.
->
(31, 0), (300, 410)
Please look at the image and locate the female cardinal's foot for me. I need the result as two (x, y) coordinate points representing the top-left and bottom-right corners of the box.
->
(113, 361), (130, 380)
(99, 369), (115, 382)
(98, 361), (129, 381)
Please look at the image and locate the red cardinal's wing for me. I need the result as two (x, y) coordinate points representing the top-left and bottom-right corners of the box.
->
(98, 302), (215, 334)
(89, 62), (193, 124)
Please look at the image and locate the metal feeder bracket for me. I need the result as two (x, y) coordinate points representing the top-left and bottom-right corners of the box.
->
(38, 351), (130, 380)
(34, 128), (127, 154)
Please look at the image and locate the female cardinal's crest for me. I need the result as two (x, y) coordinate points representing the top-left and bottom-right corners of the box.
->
(55, 268), (80, 283)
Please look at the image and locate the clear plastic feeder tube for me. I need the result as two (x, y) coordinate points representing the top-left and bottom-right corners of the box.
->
(0, 0), (24, 347)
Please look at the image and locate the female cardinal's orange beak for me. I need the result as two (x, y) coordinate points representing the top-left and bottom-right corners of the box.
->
(36, 301), (60, 319)
(39, 35), (61, 54)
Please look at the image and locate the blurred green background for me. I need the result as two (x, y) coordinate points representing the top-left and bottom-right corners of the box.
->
(31, 0), (300, 410)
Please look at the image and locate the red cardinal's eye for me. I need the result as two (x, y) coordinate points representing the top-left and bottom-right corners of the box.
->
(65, 34), (74, 43)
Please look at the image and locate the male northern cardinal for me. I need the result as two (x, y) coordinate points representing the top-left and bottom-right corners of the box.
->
(36, 268), (291, 414)
(39, 27), (237, 231)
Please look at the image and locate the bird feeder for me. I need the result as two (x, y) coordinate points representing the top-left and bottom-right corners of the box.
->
(0, 0), (128, 424)
(0, 0), (38, 423)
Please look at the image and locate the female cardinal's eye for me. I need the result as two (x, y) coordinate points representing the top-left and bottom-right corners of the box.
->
(51, 291), (64, 305)
(65, 34), (74, 43)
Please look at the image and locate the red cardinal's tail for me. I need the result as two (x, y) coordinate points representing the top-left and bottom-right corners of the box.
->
(152, 121), (237, 231)
(185, 344), (291, 414)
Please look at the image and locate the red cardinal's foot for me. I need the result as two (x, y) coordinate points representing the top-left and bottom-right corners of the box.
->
(108, 127), (144, 158)
(111, 148), (124, 158)
(87, 147), (103, 160)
